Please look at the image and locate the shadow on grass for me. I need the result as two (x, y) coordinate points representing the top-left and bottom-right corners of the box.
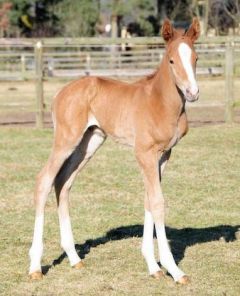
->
(42, 224), (240, 275)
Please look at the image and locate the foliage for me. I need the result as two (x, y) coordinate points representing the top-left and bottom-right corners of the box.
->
(4, 0), (62, 37)
(157, 0), (197, 29)
(1, 0), (239, 37)
(55, 0), (100, 37)
(129, 0), (156, 36)
(0, 2), (12, 37)
(1, 0), (99, 37)
(169, 0), (193, 21)
(102, 0), (157, 36)
(209, 0), (240, 35)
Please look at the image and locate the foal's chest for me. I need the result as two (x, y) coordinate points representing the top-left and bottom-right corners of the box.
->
(164, 128), (180, 151)
(161, 113), (188, 151)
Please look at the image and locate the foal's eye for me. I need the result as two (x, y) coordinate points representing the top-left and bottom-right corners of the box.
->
(170, 59), (174, 64)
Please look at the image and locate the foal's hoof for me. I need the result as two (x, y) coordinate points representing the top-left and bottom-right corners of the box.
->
(29, 271), (43, 280)
(177, 275), (190, 285)
(73, 261), (84, 269)
(151, 270), (165, 279)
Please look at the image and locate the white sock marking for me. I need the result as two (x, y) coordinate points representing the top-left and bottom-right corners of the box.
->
(29, 215), (44, 273)
(142, 210), (161, 275)
(59, 215), (81, 266)
(155, 224), (185, 281)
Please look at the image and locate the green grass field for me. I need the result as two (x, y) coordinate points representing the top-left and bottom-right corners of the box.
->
(0, 125), (240, 295)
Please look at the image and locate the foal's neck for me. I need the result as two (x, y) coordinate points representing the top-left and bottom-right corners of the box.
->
(151, 54), (184, 114)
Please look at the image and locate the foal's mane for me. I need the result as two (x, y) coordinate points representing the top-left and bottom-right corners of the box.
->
(134, 68), (158, 84)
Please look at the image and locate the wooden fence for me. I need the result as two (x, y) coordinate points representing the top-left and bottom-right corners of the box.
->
(0, 36), (239, 127)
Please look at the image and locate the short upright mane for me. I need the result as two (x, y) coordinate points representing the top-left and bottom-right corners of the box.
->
(136, 68), (159, 83)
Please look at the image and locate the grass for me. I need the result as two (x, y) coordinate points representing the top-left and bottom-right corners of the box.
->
(0, 124), (240, 295)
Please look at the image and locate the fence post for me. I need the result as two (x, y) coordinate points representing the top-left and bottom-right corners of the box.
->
(21, 54), (26, 80)
(86, 53), (91, 74)
(35, 41), (44, 128)
(225, 41), (234, 123)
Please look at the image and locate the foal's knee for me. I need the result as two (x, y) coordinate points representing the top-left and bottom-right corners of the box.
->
(150, 199), (165, 224)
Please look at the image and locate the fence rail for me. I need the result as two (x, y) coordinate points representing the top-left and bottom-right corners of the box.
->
(0, 36), (239, 127)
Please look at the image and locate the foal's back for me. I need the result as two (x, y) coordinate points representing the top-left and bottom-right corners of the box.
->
(53, 75), (154, 145)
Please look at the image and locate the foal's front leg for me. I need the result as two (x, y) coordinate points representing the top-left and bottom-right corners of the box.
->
(142, 196), (164, 278)
(136, 149), (188, 284)
(141, 150), (172, 278)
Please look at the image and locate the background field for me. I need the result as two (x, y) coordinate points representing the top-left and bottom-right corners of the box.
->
(0, 124), (239, 295)
(0, 77), (240, 126)
(0, 36), (239, 126)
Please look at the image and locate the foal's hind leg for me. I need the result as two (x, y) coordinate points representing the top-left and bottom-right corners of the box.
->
(29, 119), (89, 279)
(29, 147), (76, 279)
(55, 127), (106, 269)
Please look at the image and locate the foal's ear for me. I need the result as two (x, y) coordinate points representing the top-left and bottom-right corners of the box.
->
(161, 19), (176, 42)
(185, 18), (200, 43)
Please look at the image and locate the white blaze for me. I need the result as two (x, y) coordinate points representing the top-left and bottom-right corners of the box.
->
(178, 43), (198, 95)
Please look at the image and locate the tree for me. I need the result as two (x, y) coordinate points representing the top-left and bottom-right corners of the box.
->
(128, 0), (156, 36)
(102, 0), (157, 37)
(224, 0), (240, 26)
(4, 0), (62, 37)
(203, 0), (209, 36)
(0, 2), (12, 37)
(209, 0), (239, 35)
(33, 0), (62, 37)
(157, 0), (196, 28)
(4, 0), (100, 37)
(56, 0), (100, 37)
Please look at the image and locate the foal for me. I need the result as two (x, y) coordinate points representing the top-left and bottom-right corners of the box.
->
(29, 18), (200, 284)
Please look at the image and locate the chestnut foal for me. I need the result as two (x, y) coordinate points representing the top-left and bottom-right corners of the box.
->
(29, 18), (200, 284)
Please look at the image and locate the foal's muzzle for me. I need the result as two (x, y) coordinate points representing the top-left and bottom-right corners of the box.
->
(185, 87), (199, 102)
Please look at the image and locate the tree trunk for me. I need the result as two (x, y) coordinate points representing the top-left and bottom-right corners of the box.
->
(111, 14), (118, 38)
(204, 0), (209, 36)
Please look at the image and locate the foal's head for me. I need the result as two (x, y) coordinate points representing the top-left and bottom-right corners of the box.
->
(161, 18), (200, 102)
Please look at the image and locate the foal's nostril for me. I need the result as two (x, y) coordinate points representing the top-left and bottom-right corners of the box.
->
(186, 87), (199, 97)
